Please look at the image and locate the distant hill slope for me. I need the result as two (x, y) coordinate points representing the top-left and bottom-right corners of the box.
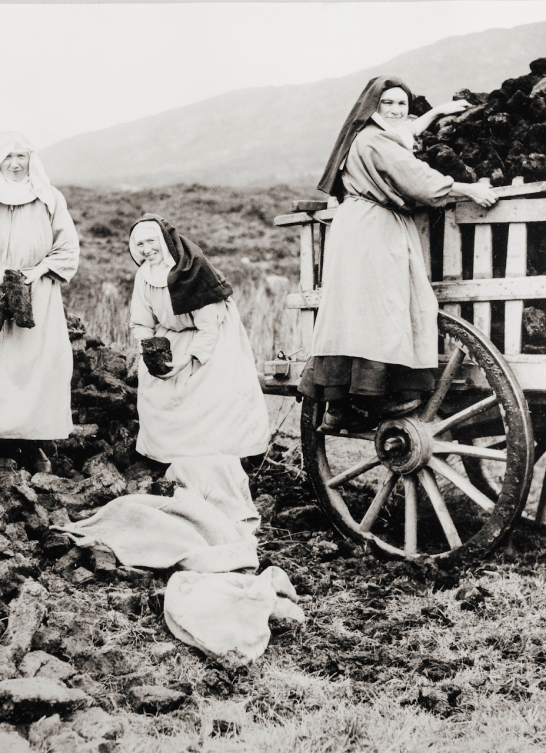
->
(41, 22), (546, 188)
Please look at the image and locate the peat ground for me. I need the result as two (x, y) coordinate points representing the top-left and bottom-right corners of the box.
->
(4, 446), (546, 752)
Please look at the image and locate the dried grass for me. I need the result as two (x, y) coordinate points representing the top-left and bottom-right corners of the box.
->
(67, 275), (300, 372)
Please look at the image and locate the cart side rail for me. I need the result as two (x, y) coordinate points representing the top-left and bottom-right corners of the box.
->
(270, 177), (546, 396)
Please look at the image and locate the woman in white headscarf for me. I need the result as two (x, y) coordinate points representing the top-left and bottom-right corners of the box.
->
(0, 132), (79, 472)
(129, 214), (269, 525)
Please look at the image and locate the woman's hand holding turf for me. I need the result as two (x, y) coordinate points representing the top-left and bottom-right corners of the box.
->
(156, 353), (192, 380)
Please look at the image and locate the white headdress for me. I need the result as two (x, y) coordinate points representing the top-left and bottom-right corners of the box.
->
(129, 220), (176, 287)
(0, 131), (56, 213)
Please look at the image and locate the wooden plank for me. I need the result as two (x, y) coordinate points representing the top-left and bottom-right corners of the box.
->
(300, 224), (315, 356)
(274, 208), (336, 227)
(443, 204), (462, 321)
(435, 275), (546, 302)
(318, 223), (327, 288)
(414, 209), (431, 281)
(291, 200), (328, 213)
(286, 290), (320, 309)
(276, 180), (546, 227)
(457, 179), (546, 202)
(443, 205), (463, 281)
(403, 475), (418, 556)
(286, 275), (546, 310)
(504, 178), (527, 356)
(473, 220), (493, 338)
(504, 226), (527, 355)
(456, 197), (546, 224)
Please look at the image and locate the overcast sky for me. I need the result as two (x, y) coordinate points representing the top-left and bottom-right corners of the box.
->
(2, 1), (546, 149)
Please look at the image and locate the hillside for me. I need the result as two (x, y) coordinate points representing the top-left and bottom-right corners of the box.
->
(41, 22), (546, 188)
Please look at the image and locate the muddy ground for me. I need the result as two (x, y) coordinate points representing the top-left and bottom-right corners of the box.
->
(4, 446), (546, 752)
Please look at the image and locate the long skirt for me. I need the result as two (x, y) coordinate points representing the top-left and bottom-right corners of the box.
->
(298, 355), (434, 402)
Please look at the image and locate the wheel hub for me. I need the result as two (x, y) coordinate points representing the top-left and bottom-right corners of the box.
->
(375, 417), (433, 474)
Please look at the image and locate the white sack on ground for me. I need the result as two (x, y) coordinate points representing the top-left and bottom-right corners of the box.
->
(52, 488), (259, 572)
(165, 454), (260, 535)
(164, 566), (305, 665)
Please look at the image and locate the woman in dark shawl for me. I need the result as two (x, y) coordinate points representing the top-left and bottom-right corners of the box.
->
(129, 215), (269, 518)
(299, 76), (498, 431)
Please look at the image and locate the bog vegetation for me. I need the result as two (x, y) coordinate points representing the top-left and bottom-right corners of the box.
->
(63, 183), (310, 363)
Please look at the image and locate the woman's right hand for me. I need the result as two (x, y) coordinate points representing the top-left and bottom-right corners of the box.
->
(451, 182), (499, 208)
(156, 353), (192, 380)
(464, 183), (499, 208)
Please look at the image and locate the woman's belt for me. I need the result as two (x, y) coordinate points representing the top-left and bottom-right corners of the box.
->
(344, 193), (413, 216)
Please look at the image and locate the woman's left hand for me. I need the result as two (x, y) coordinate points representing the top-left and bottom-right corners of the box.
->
(437, 99), (471, 117)
(156, 354), (193, 380)
(23, 263), (48, 285)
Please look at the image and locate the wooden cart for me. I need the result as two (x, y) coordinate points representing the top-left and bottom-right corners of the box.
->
(262, 178), (546, 565)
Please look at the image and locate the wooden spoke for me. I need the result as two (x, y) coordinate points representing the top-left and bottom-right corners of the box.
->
(403, 474), (418, 556)
(432, 440), (507, 462)
(418, 467), (463, 549)
(432, 394), (498, 437)
(480, 438), (506, 451)
(359, 471), (398, 532)
(327, 455), (381, 489)
(421, 346), (466, 422)
(428, 456), (495, 512)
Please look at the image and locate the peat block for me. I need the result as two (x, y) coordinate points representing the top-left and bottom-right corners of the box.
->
(128, 684), (190, 714)
(0, 270), (35, 330)
(530, 58), (546, 76)
(0, 678), (88, 723)
(523, 306), (546, 342)
(141, 337), (172, 376)
(411, 94), (432, 117)
(417, 57), (546, 186)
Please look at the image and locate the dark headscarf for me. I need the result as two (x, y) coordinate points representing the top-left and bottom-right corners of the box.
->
(130, 213), (233, 316)
(317, 76), (413, 201)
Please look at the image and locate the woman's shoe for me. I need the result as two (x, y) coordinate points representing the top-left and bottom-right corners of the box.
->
(318, 408), (370, 434)
(319, 396), (422, 434)
(30, 448), (52, 474)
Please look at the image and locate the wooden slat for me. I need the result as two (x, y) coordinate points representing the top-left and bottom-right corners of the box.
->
(456, 197), (546, 224)
(403, 475), (418, 556)
(275, 180), (546, 229)
(443, 205), (463, 281)
(291, 200), (329, 213)
(457, 179), (546, 202)
(472, 184), (493, 337)
(434, 275), (546, 303)
(286, 275), (546, 310)
(443, 204), (462, 320)
(274, 208), (336, 227)
(504, 178), (527, 355)
(299, 224), (315, 356)
(414, 208), (431, 281)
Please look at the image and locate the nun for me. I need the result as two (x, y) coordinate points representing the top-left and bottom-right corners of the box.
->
(0, 132), (79, 472)
(129, 214), (270, 522)
(298, 76), (498, 431)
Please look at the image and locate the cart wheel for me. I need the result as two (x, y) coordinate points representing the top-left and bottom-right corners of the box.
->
(300, 310), (534, 565)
